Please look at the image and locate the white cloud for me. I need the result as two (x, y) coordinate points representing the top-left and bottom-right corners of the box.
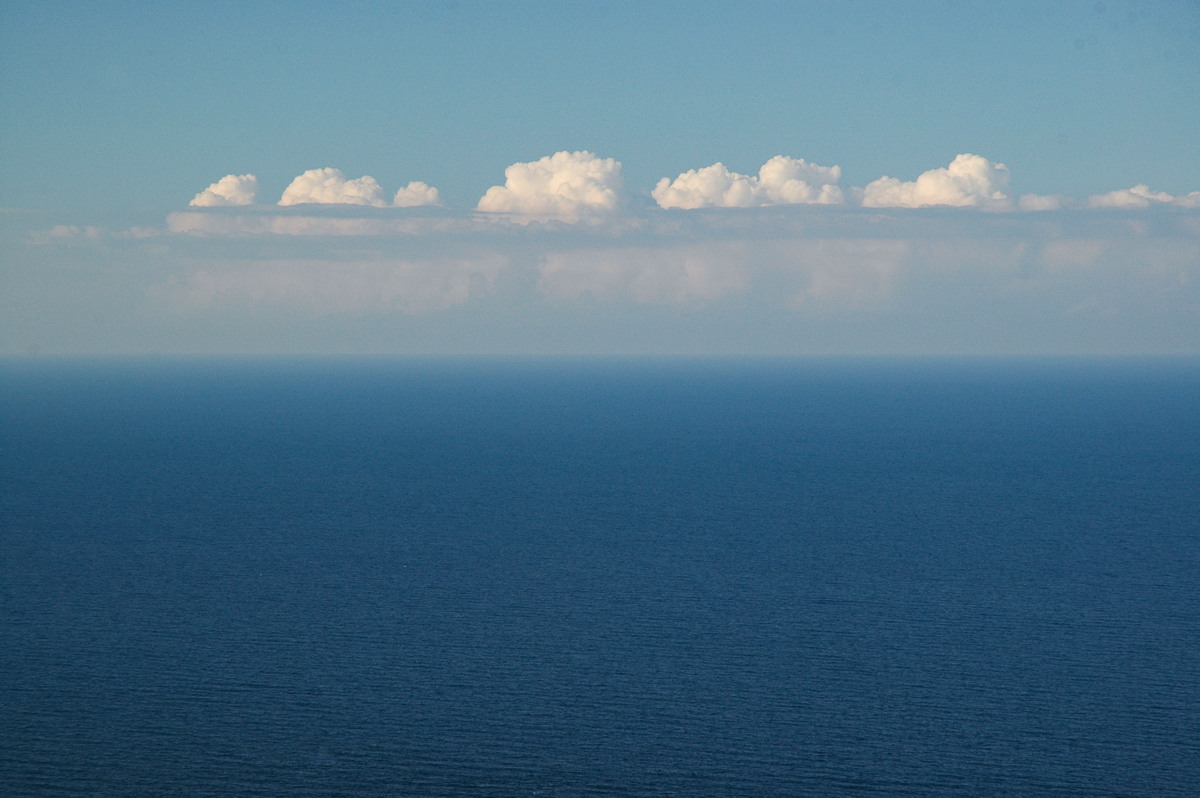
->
(392, 181), (441, 207)
(1088, 184), (1200, 208)
(652, 164), (757, 209)
(279, 168), (388, 207)
(758, 156), (844, 205)
(190, 174), (258, 207)
(653, 156), (844, 209)
(476, 151), (624, 221)
(862, 154), (1013, 210)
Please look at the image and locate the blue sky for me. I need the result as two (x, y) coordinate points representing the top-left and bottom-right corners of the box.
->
(1, 1), (1198, 355)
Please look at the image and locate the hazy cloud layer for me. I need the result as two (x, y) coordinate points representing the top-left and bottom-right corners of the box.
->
(279, 168), (388, 207)
(165, 209), (524, 237)
(166, 255), (508, 315)
(12, 198), (1199, 354)
(862, 154), (1013, 210)
(1018, 193), (1070, 211)
(538, 244), (752, 303)
(653, 156), (844, 209)
(125, 203), (1200, 319)
(190, 174), (259, 207)
(477, 151), (624, 221)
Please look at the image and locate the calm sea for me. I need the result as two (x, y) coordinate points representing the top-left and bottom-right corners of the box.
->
(2, 358), (1198, 797)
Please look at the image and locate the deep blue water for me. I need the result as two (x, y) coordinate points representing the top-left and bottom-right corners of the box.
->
(2, 357), (1199, 797)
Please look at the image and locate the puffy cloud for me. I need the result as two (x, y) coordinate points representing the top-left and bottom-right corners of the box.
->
(652, 164), (757, 209)
(279, 168), (387, 207)
(1088, 184), (1200, 208)
(190, 174), (258, 207)
(477, 151), (623, 221)
(758, 156), (844, 205)
(392, 181), (441, 208)
(653, 156), (844, 209)
(862, 154), (1013, 210)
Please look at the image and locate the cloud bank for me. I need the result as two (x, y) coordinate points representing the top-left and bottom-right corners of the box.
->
(185, 151), (1200, 222)
(190, 174), (258, 207)
(862, 154), (1013, 210)
(17, 191), (1200, 356)
(476, 151), (624, 221)
(653, 156), (844, 209)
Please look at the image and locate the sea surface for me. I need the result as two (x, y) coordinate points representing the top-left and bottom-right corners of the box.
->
(2, 357), (1198, 797)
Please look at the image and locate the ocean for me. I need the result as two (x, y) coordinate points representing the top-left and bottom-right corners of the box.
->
(2, 357), (1198, 796)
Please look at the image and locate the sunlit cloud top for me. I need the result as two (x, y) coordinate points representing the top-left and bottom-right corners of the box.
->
(190, 174), (259, 207)
(653, 156), (844, 209)
(476, 151), (624, 222)
(861, 154), (1012, 210)
(278, 168), (389, 207)
(188, 151), (1200, 222)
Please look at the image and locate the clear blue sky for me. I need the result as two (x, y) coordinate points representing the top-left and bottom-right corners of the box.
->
(1, 1), (1198, 355)
(3, 0), (1198, 209)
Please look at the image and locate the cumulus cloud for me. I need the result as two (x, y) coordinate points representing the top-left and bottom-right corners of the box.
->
(190, 174), (258, 207)
(279, 168), (388, 207)
(862, 154), (1013, 210)
(476, 151), (623, 221)
(392, 181), (441, 207)
(1088, 184), (1200, 208)
(653, 156), (844, 209)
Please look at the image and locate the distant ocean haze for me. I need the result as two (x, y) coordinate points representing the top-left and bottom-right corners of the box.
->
(2, 357), (1198, 796)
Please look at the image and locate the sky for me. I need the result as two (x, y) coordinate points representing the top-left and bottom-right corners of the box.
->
(1, 0), (1198, 356)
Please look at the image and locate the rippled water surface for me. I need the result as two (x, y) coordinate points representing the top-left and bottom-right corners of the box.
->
(3, 358), (1199, 796)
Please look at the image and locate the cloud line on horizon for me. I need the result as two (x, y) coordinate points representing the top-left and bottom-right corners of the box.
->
(188, 151), (1200, 218)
